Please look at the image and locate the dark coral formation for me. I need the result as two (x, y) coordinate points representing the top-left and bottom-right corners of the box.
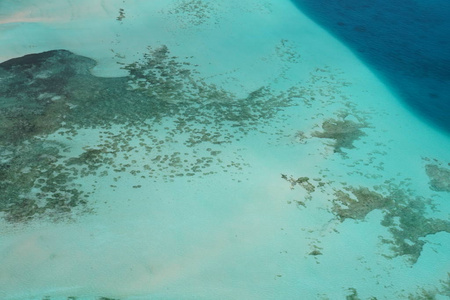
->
(333, 187), (391, 220)
(407, 274), (450, 299)
(281, 174), (323, 208)
(333, 186), (450, 263)
(121, 46), (292, 126)
(116, 8), (125, 21)
(0, 140), (87, 222)
(345, 288), (361, 300)
(281, 174), (315, 192)
(0, 48), (298, 223)
(0, 50), (96, 144)
(425, 164), (450, 192)
(166, 0), (216, 27)
(311, 118), (367, 153)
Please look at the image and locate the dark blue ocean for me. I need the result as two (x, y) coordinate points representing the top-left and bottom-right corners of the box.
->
(292, 0), (450, 134)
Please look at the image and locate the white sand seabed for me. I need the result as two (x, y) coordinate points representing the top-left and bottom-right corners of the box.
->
(0, 0), (449, 299)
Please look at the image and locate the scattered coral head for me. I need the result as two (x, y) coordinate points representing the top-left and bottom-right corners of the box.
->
(425, 164), (450, 192)
(312, 118), (367, 153)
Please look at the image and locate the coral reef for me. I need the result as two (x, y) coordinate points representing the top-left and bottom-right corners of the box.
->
(116, 8), (125, 21)
(281, 174), (316, 192)
(0, 50), (95, 144)
(425, 163), (450, 192)
(0, 140), (87, 223)
(311, 118), (367, 153)
(406, 274), (450, 299)
(281, 174), (321, 208)
(165, 0), (217, 27)
(333, 186), (450, 263)
(333, 187), (391, 220)
(0, 47), (299, 223)
(345, 288), (361, 300)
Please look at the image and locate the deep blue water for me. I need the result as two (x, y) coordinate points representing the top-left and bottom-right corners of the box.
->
(292, 0), (450, 134)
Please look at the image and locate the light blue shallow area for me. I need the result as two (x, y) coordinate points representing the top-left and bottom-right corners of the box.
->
(0, 1), (449, 299)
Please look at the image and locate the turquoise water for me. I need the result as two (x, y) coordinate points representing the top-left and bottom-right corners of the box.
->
(292, 0), (450, 134)
(0, 1), (449, 299)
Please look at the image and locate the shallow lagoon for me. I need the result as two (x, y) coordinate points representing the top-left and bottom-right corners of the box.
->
(0, 1), (449, 299)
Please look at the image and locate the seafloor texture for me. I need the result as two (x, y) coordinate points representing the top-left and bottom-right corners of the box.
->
(0, 0), (449, 299)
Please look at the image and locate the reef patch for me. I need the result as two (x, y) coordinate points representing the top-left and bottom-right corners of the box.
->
(425, 163), (450, 192)
(333, 186), (450, 263)
(311, 117), (367, 153)
(0, 47), (301, 223)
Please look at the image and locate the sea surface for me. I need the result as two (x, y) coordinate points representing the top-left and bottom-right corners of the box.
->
(0, 1), (449, 299)
(292, 0), (450, 133)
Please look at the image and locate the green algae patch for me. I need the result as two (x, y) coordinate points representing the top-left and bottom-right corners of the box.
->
(312, 118), (367, 153)
(425, 163), (450, 192)
(332, 186), (450, 263)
